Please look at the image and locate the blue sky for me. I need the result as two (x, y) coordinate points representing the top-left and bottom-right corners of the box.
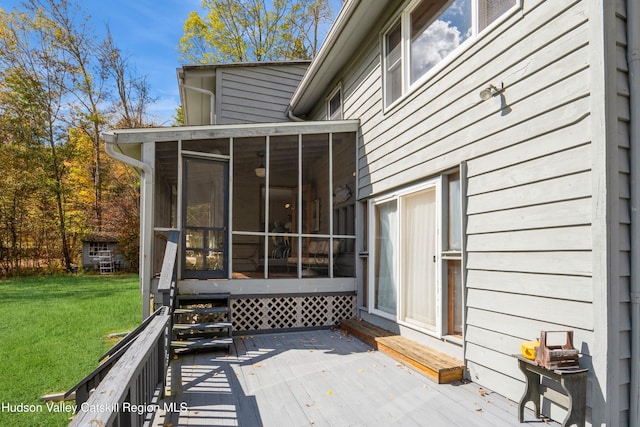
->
(0, 0), (342, 125)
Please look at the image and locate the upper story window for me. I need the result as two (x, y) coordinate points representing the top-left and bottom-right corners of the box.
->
(384, 0), (518, 108)
(328, 85), (343, 120)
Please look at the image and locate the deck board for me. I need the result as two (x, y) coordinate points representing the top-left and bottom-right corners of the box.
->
(153, 329), (555, 427)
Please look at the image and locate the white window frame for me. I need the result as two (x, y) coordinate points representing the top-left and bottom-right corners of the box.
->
(327, 84), (343, 120)
(89, 242), (109, 257)
(367, 171), (463, 338)
(382, 0), (521, 110)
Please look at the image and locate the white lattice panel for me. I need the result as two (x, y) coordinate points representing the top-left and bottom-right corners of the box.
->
(231, 294), (355, 332)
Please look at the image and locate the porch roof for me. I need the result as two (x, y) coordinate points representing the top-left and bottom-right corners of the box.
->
(103, 121), (359, 164)
(103, 120), (360, 145)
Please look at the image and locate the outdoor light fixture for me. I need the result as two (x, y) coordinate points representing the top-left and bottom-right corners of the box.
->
(255, 152), (266, 178)
(479, 82), (504, 101)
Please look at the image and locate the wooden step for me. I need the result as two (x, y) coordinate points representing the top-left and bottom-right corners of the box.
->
(173, 322), (232, 331)
(172, 293), (232, 355)
(177, 293), (230, 302)
(340, 319), (465, 384)
(172, 337), (233, 349)
(174, 307), (229, 315)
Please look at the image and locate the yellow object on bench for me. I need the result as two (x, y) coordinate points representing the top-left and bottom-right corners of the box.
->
(521, 340), (539, 360)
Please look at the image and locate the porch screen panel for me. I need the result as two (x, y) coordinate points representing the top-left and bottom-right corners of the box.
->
(232, 137), (266, 233)
(401, 187), (437, 330)
(231, 137), (265, 277)
(268, 135), (298, 278)
(374, 200), (397, 315)
(332, 132), (356, 277)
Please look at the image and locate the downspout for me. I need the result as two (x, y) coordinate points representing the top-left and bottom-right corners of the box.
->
(104, 139), (154, 318)
(104, 139), (152, 177)
(628, 0), (640, 424)
(287, 109), (305, 122)
(179, 82), (216, 125)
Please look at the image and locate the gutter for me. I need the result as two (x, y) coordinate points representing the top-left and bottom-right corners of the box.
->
(178, 82), (216, 125)
(287, 109), (305, 122)
(103, 136), (152, 177)
(628, 0), (640, 423)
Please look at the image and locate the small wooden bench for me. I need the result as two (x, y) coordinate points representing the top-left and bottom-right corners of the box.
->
(515, 355), (587, 427)
(340, 319), (465, 384)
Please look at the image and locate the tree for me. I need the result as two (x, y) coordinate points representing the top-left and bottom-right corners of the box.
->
(25, 0), (110, 232)
(0, 68), (50, 273)
(179, 0), (333, 64)
(0, 1), (153, 274)
(99, 29), (155, 129)
(0, 7), (78, 271)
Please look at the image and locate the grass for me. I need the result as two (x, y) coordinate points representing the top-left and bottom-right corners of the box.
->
(0, 274), (142, 427)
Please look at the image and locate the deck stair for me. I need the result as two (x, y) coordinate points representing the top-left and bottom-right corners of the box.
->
(340, 319), (465, 384)
(171, 293), (232, 353)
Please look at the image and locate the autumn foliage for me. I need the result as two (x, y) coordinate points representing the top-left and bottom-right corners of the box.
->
(0, 0), (155, 276)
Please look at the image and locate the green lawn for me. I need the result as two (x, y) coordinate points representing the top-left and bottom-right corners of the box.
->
(0, 274), (142, 427)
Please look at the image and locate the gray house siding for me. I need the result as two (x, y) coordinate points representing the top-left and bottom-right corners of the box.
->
(217, 64), (308, 124)
(304, 0), (630, 423)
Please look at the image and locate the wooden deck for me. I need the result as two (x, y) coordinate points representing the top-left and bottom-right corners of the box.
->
(340, 319), (465, 384)
(152, 329), (556, 427)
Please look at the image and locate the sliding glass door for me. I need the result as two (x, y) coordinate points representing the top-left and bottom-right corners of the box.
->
(369, 171), (463, 338)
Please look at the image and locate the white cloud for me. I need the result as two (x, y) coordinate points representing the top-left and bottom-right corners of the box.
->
(410, 19), (462, 81)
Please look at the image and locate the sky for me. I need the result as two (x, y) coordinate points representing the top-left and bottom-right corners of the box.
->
(0, 0), (343, 126)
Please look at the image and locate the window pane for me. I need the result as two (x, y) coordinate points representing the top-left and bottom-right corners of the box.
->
(448, 172), (462, 251)
(329, 90), (342, 120)
(374, 200), (397, 315)
(478, 0), (516, 31)
(410, 0), (471, 84)
(385, 22), (402, 106)
(448, 260), (463, 336)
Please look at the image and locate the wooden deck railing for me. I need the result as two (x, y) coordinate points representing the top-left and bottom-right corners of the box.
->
(64, 306), (166, 407)
(67, 229), (180, 426)
(68, 308), (170, 427)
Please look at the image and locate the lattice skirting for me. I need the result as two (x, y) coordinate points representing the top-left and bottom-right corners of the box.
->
(231, 293), (356, 332)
